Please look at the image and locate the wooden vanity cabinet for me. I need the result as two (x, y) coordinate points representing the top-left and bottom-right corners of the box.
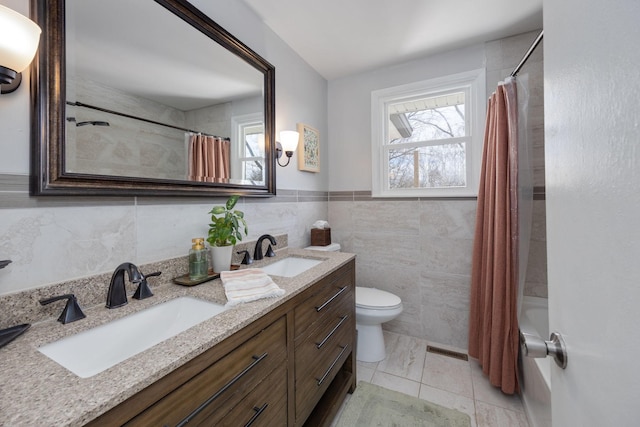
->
(86, 260), (356, 427)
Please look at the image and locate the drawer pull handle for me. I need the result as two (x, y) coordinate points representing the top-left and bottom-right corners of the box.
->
(316, 345), (348, 386)
(176, 353), (268, 427)
(316, 315), (349, 349)
(315, 286), (347, 312)
(245, 403), (268, 427)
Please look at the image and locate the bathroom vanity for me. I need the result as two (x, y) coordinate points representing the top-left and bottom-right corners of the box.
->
(0, 249), (356, 426)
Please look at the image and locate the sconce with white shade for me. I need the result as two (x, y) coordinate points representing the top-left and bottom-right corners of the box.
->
(0, 4), (41, 94)
(276, 130), (299, 167)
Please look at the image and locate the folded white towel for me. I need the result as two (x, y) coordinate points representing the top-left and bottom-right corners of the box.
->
(220, 268), (285, 307)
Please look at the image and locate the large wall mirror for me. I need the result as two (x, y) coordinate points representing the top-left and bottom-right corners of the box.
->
(31, 0), (276, 197)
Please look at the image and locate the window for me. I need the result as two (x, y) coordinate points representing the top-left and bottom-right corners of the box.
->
(232, 113), (265, 184)
(371, 69), (485, 197)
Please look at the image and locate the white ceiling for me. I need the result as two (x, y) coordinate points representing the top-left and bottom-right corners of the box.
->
(242, 0), (543, 80)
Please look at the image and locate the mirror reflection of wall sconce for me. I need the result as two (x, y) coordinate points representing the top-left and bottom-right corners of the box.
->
(276, 130), (300, 167)
(0, 4), (41, 94)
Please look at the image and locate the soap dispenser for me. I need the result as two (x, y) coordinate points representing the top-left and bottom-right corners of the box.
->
(189, 238), (208, 280)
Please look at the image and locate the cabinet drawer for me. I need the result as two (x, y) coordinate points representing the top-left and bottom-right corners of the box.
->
(127, 317), (286, 427)
(294, 267), (353, 340)
(295, 296), (354, 377)
(294, 316), (353, 421)
(210, 364), (287, 427)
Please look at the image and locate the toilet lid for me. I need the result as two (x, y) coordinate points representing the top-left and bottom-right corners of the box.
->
(356, 287), (402, 309)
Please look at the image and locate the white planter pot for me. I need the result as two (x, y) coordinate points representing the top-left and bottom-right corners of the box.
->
(210, 245), (233, 273)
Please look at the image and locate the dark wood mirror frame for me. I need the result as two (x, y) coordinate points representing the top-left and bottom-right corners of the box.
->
(30, 0), (276, 197)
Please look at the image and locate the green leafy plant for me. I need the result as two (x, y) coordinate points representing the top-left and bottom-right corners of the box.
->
(206, 195), (248, 247)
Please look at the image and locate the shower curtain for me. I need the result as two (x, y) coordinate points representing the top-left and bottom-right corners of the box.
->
(468, 77), (520, 394)
(187, 133), (231, 182)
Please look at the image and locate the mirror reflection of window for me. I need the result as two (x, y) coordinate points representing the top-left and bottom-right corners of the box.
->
(232, 113), (265, 185)
(241, 124), (265, 184)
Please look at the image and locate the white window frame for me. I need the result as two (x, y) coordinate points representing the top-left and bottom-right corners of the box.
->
(371, 68), (485, 198)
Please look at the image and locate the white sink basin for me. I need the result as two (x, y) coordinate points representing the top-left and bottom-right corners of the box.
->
(38, 297), (227, 378)
(261, 257), (323, 277)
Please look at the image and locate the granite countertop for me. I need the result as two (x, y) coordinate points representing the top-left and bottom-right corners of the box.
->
(0, 248), (355, 427)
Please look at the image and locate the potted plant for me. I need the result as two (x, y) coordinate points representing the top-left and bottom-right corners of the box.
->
(207, 195), (248, 272)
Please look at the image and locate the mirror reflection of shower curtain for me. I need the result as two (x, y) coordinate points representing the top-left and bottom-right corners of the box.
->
(187, 134), (230, 182)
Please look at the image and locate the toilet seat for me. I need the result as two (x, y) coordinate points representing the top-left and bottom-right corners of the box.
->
(356, 287), (402, 310)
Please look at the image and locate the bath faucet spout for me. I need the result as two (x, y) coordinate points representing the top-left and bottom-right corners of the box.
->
(253, 234), (277, 261)
(106, 262), (143, 309)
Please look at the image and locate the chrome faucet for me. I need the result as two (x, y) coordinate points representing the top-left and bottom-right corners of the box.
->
(253, 234), (277, 261)
(106, 262), (144, 309)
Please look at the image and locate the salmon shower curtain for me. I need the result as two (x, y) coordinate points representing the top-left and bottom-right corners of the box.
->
(187, 134), (231, 182)
(468, 78), (520, 394)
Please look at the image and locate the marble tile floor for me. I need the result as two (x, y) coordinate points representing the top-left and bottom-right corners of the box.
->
(332, 331), (530, 427)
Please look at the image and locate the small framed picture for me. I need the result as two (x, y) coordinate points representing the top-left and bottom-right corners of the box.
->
(297, 123), (320, 172)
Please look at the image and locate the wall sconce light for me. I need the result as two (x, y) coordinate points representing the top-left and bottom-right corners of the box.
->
(0, 4), (42, 94)
(276, 130), (299, 167)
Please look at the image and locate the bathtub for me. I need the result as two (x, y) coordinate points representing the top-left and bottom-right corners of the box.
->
(519, 296), (551, 427)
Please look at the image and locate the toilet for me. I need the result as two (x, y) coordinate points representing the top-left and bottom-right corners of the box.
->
(305, 243), (404, 363)
(354, 286), (403, 362)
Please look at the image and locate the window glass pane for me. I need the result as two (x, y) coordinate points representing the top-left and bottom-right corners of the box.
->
(242, 125), (264, 157)
(387, 143), (467, 189)
(387, 92), (465, 144)
(242, 159), (264, 182)
(239, 123), (264, 182)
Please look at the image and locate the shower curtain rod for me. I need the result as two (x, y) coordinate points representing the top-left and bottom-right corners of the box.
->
(66, 101), (223, 139)
(510, 30), (544, 77)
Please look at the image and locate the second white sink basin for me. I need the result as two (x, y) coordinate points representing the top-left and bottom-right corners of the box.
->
(38, 297), (227, 378)
(261, 257), (323, 277)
